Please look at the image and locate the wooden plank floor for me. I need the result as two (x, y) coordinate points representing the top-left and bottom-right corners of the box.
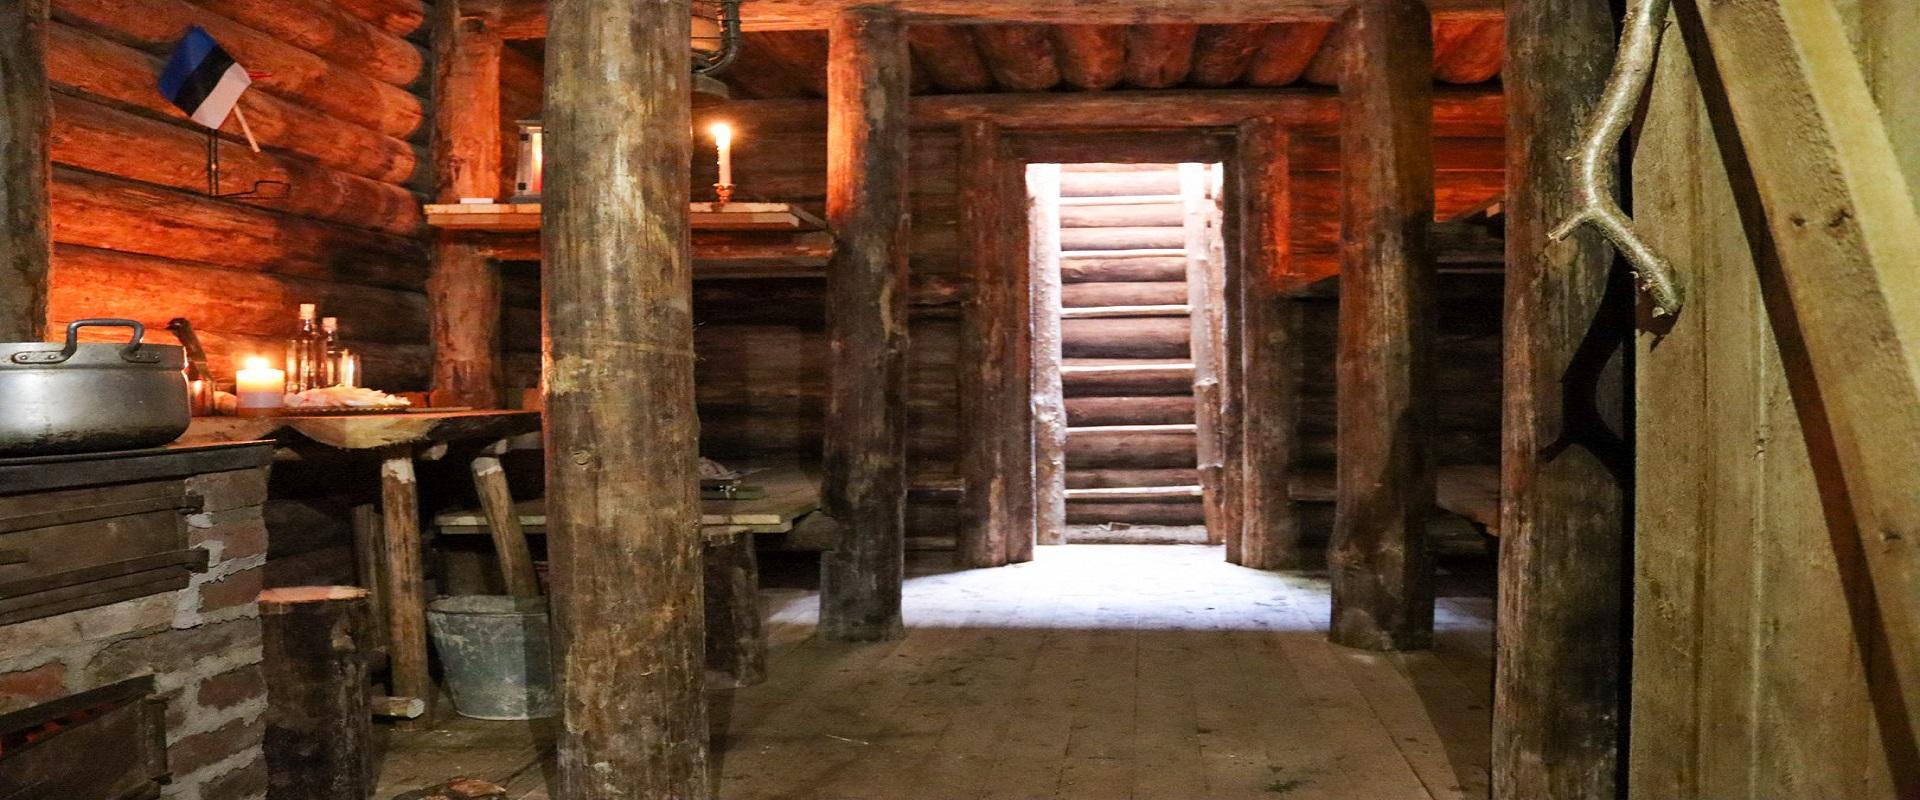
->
(374, 545), (1492, 799)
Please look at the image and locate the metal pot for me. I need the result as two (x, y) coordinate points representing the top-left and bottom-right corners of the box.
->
(0, 319), (191, 457)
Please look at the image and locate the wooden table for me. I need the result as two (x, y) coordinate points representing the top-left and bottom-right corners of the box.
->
(434, 464), (823, 687)
(184, 410), (542, 722)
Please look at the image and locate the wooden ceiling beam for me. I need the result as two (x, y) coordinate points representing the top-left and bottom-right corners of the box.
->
(1431, 18), (1503, 84)
(1245, 21), (1334, 86)
(696, 86), (1504, 137)
(1188, 23), (1269, 87)
(488, 0), (1501, 39)
(907, 25), (993, 92)
(1122, 24), (1200, 89)
(1053, 25), (1128, 91)
(971, 24), (1060, 91)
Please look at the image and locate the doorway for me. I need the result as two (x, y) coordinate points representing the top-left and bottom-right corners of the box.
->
(1029, 162), (1228, 546)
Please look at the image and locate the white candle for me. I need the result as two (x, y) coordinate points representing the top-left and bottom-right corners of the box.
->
(235, 356), (286, 416)
(712, 122), (733, 186)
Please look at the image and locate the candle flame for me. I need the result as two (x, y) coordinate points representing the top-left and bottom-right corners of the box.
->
(710, 122), (733, 148)
(244, 356), (269, 370)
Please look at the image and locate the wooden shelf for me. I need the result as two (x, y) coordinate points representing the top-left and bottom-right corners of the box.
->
(425, 201), (827, 233)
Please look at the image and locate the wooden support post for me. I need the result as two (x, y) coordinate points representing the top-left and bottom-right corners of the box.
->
(1182, 163), (1228, 546)
(819, 8), (910, 642)
(546, 0), (707, 793)
(378, 452), (433, 724)
(0, 0), (50, 341)
(1219, 149), (1250, 565)
(1029, 164), (1068, 551)
(348, 502), (389, 657)
(1493, 0), (1627, 793)
(703, 533), (767, 687)
(958, 119), (1036, 566)
(429, 0), (503, 407)
(1679, 0), (1920, 750)
(1017, 161), (1056, 558)
(1237, 117), (1303, 570)
(260, 586), (373, 800)
(471, 440), (540, 597)
(1328, 0), (1436, 651)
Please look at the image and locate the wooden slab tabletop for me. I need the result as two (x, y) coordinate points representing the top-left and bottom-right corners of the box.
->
(435, 464), (822, 533)
(183, 410), (541, 451)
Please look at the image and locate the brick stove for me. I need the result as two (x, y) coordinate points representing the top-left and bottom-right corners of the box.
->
(0, 442), (276, 800)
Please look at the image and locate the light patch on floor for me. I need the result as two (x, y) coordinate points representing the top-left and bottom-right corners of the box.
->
(375, 545), (1492, 799)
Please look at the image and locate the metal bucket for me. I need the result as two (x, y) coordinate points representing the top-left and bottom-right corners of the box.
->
(425, 596), (556, 720)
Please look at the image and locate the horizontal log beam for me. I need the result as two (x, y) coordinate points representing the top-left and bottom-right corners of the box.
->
(494, 0), (1501, 37)
(1065, 396), (1197, 427)
(696, 87), (1505, 136)
(50, 93), (423, 235)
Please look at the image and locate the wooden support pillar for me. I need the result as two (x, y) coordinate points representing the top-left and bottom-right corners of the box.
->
(429, 0), (503, 407)
(260, 586), (373, 800)
(1492, 0), (1627, 793)
(958, 119), (1036, 567)
(1237, 117), (1303, 570)
(545, 0), (707, 794)
(1328, 0), (1436, 651)
(819, 8), (911, 641)
(0, 0), (50, 341)
(1028, 164), (1068, 551)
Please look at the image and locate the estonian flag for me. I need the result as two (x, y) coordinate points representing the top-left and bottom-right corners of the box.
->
(157, 26), (251, 130)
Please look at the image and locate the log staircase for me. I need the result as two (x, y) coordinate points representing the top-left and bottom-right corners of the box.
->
(1055, 165), (1208, 535)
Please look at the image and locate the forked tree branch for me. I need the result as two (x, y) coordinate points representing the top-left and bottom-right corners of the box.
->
(1549, 0), (1685, 317)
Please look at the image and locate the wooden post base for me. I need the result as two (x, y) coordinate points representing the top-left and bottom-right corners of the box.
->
(704, 534), (767, 687)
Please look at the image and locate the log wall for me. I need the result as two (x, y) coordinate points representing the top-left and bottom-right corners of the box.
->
(42, 0), (435, 390)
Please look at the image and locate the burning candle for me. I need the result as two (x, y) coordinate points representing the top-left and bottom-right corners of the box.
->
(711, 122), (733, 188)
(235, 356), (285, 416)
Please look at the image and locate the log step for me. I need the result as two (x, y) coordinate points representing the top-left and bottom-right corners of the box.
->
(1065, 427), (1197, 469)
(1058, 304), (1191, 319)
(1060, 317), (1191, 359)
(1059, 226), (1186, 252)
(1067, 467), (1202, 489)
(1061, 281), (1189, 307)
(1060, 362), (1195, 397)
(1064, 396), (1197, 426)
(1064, 485), (1204, 501)
(1065, 501), (1205, 526)
(1067, 423), (1198, 435)
(1058, 203), (1185, 228)
(1056, 193), (1183, 207)
(1059, 255), (1189, 283)
(1059, 170), (1183, 197)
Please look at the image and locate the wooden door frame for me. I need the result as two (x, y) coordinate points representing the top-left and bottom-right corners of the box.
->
(953, 126), (1290, 559)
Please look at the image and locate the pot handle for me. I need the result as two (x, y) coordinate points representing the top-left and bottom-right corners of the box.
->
(10, 318), (157, 365)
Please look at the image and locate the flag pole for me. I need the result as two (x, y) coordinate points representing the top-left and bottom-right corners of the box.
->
(232, 101), (260, 153)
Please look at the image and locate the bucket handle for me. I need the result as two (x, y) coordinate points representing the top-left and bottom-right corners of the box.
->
(9, 319), (159, 365)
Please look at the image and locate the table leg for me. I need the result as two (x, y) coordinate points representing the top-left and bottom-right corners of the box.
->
(348, 502), (389, 657)
(471, 440), (541, 598)
(704, 534), (767, 687)
(379, 450), (433, 725)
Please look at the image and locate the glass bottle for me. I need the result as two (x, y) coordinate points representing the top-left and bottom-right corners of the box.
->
(285, 304), (325, 393)
(321, 317), (343, 387)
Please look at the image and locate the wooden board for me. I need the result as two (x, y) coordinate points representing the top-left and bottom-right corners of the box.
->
(435, 465), (823, 533)
(425, 202), (827, 232)
(183, 410), (540, 451)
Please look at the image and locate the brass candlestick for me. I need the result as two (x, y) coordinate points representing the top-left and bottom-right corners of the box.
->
(714, 182), (734, 207)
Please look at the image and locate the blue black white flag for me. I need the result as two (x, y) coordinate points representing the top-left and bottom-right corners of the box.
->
(157, 26), (251, 130)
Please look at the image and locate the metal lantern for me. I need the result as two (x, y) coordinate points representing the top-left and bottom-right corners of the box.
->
(512, 120), (543, 203)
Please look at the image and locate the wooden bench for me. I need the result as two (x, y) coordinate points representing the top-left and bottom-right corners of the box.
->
(433, 465), (824, 687)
